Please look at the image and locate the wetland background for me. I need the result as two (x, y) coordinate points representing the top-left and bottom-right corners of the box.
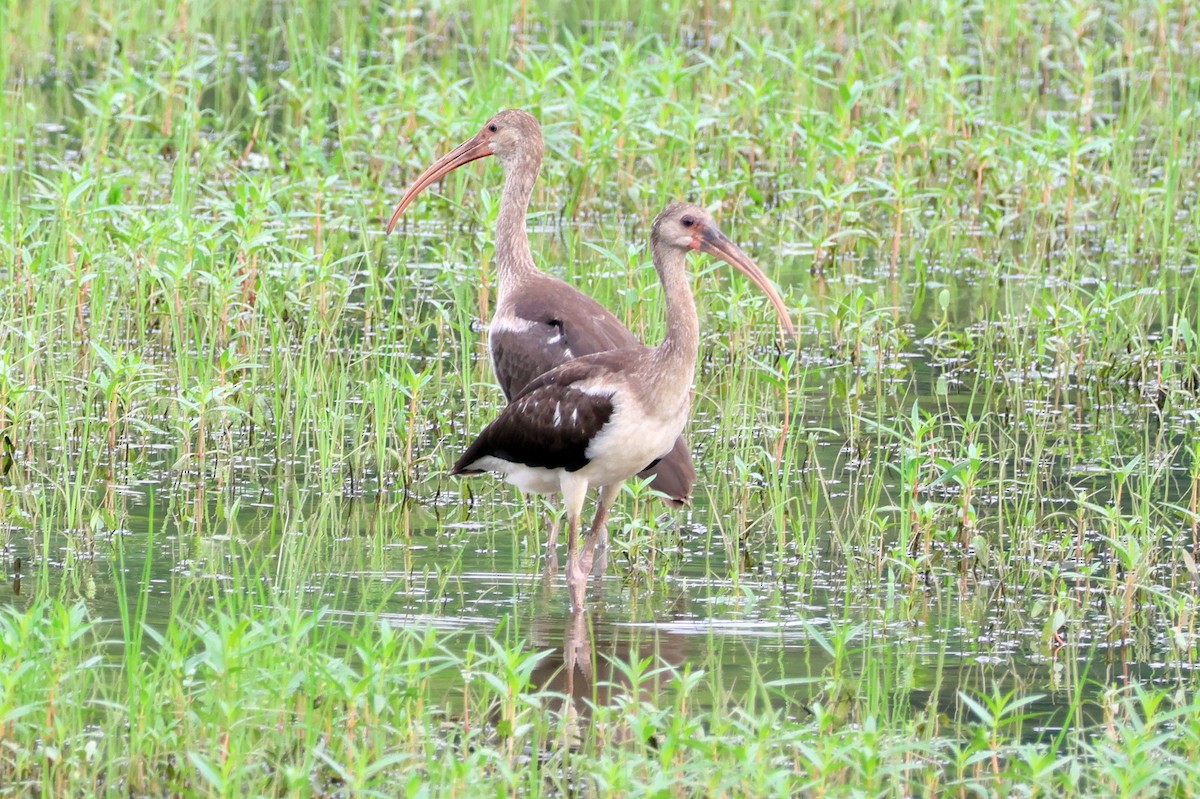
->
(2, 0), (1200, 795)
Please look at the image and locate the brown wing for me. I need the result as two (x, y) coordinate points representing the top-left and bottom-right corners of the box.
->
(452, 359), (621, 474)
(491, 276), (639, 399)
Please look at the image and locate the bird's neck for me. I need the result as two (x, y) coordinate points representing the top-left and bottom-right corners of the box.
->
(495, 153), (541, 296)
(651, 243), (700, 377)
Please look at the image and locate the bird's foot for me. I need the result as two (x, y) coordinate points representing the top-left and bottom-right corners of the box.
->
(589, 540), (608, 577)
(565, 553), (593, 613)
(564, 612), (592, 678)
(567, 577), (587, 614)
(585, 521), (608, 578)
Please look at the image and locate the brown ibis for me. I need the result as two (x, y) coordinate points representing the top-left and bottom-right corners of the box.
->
(386, 110), (696, 569)
(449, 202), (794, 611)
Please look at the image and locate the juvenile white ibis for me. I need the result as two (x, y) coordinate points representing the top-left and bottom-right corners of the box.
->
(387, 110), (697, 569)
(450, 202), (794, 611)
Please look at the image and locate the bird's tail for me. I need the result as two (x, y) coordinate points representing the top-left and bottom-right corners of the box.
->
(639, 435), (694, 507)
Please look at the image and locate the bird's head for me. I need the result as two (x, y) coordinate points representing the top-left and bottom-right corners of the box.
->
(651, 202), (795, 337)
(386, 109), (543, 234)
(475, 109), (543, 167)
(653, 202), (721, 251)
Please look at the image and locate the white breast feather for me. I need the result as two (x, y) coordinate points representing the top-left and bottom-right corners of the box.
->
(488, 313), (538, 336)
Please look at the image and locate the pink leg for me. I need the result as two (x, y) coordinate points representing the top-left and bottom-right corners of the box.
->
(543, 495), (561, 577)
(586, 483), (622, 577)
(561, 475), (591, 613)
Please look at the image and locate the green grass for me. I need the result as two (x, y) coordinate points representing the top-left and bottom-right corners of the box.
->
(3, 0), (1200, 795)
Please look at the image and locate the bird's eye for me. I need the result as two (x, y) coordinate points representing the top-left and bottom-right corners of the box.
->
(487, 123), (498, 133)
(681, 216), (695, 228)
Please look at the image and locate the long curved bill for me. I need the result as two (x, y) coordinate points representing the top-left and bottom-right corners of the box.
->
(385, 132), (493, 234)
(698, 226), (795, 337)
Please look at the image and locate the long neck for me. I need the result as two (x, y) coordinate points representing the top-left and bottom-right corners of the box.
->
(650, 242), (700, 375)
(494, 151), (541, 295)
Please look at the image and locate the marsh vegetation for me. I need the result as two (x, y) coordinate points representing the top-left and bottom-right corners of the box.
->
(2, 0), (1200, 795)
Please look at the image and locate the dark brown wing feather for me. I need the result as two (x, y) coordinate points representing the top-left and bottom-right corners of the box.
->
(452, 359), (618, 474)
(492, 278), (639, 399)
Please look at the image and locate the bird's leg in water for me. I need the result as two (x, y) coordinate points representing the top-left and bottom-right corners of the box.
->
(586, 483), (623, 577)
(562, 476), (591, 612)
(543, 493), (561, 577)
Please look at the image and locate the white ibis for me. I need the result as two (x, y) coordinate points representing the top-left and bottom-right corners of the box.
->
(386, 110), (695, 569)
(449, 202), (794, 611)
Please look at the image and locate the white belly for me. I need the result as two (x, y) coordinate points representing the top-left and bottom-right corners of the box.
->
(577, 393), (688, 487)
(470, 457), (562, 495)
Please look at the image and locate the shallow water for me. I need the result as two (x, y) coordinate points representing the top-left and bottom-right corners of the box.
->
(4, 214), (1198, 740)
(5, 333), (1197, 745)
(4, 7), (1200, 752)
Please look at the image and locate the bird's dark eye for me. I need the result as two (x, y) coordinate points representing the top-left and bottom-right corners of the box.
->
(681, 216), (695, 228)
(488, 123), (498, 133)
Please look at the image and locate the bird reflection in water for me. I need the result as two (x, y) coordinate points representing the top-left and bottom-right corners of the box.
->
(513, 604), (689, 750)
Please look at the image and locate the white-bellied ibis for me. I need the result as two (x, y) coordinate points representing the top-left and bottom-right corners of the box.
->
(386, 110), (695, 569)
(449, 202), (794, 611)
